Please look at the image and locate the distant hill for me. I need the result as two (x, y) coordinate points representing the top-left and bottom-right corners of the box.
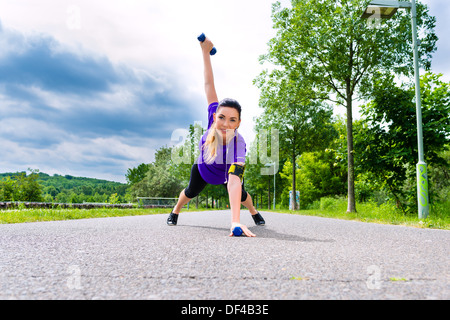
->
(0, 171), (128, 203)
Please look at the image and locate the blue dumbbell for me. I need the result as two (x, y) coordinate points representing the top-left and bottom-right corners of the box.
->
(232, 226), (243, 237)
(197, 33), (217, 55)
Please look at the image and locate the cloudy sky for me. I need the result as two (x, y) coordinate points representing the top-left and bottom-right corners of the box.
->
(0, 0), (448, 183)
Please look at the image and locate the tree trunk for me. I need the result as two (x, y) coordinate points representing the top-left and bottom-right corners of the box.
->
(260, 191), (263, 208)
(292, 145), (297, 210)
(346, 87), (357, 213)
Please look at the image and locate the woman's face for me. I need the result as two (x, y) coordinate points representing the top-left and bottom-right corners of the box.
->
(213, 107), (241, 140)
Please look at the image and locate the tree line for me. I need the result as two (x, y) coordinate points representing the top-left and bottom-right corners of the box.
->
(0, 170), (128, 204)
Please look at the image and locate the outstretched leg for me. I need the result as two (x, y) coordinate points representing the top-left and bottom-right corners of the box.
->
(242, 192), (266, 225)
(168, 164), (206, 226)
(241, 192), (258, 215)
(172, 189), (192, 214)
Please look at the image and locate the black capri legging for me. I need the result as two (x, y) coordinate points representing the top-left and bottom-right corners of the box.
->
(184, 164), (248, 202)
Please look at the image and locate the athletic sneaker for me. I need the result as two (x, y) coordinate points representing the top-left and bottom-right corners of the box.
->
(167, 212), (178, 226)
(252, 212), (265, 226)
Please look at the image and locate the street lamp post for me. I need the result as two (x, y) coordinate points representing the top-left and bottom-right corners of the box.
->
(361, 0), (429, 219)
(273, 164), (276, 210)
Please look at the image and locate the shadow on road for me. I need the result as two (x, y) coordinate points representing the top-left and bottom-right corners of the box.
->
(249, 226), (335, 243)
(180, 224), (335, 243)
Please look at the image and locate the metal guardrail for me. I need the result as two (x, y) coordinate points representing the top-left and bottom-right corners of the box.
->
(0, 200), (178, 210)
(136, 197), (178, 208)
(0, 202), (135, 210)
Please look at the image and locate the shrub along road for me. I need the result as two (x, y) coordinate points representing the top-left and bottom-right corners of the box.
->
(0, 210), (448, 300)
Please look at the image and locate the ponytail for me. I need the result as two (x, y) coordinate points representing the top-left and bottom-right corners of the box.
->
(202, 122), (220, 164)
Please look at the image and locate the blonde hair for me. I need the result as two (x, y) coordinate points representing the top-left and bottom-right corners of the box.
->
(202, 122), (220, 164)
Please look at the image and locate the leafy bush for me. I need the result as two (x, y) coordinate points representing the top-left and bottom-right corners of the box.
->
(0, 169), (43, 202)
(319, 197), (347, 211)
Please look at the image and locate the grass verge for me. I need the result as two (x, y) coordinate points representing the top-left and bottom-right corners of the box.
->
(263, 198), (449, 230)
(1, 198), (448, 230)
(0, 207), (171, 224)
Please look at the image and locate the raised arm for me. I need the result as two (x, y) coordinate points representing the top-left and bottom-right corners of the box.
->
(200, 37), (218, 105)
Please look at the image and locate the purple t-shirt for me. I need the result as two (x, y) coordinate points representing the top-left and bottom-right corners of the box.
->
(196, 102), (246, 185)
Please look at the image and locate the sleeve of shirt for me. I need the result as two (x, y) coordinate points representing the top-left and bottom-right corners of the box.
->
(236, 134), (246, 163)
(207, 102), (219, 129)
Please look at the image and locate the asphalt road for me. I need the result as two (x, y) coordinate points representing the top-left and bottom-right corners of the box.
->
(0, 210), (448, 300)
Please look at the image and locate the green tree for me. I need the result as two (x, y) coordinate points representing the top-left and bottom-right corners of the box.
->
(109, 193), (120, 204)
(68, 191), (80, 204)
(170, 123), (204, 187)
(56, 191), (69, 203)
(357, 72), (450, 212)
(254, 65), (336, 209)
(128, 146), (183, 200)
(280, 149), (347, 208)
(125, 163), (150, 185)
(258, 0), (437, 212)
(427, 149), (450, 203)
(0, 169), (44, 202)
(245, 131), (285, 210)
(0, 176), (17, 201)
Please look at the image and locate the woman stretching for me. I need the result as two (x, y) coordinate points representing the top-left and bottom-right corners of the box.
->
(167, 35), (265, 237)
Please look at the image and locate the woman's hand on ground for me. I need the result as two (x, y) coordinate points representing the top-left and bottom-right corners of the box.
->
(229, 223), (256, 237)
